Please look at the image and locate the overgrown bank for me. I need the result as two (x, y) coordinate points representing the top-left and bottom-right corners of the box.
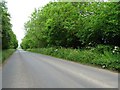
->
(21, 2), (120, 72)
(2, 49), (16, 63)
(27, 45), (120, 72)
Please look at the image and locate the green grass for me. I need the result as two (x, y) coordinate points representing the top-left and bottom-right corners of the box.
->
(2, 49), (16, 63)
(27, 45), (120, 72)
(0, 50), (2, 64)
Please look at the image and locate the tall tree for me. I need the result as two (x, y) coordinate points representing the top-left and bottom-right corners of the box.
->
(1, 1), (18, 49)
(21, 2), (120, 49)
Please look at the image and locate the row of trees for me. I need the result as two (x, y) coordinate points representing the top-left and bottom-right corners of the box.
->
(0, 1), (18, 49)
(21, 2), (120, 49)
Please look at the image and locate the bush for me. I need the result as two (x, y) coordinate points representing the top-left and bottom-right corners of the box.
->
(27, 45), (120, 72)
(95, 45), (112, 54)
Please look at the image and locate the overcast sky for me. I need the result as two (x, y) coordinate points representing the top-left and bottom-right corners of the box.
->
(6, 0), (52, 45)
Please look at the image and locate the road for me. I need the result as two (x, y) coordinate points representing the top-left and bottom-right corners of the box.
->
(2, 50), (118, 88)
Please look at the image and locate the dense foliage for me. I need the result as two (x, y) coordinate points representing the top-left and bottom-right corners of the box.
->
(28, 46), (120, 71)
(21, 2), (120, 71)
(21, 2), (120, 49)
(0, 1), (18, 50)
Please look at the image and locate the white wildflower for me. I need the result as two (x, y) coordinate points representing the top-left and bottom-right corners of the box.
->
(112, 50), (115, 53)
(54, 49), (58, 52)
(102, 65), (105, 68)
(114, 46), (118, 49)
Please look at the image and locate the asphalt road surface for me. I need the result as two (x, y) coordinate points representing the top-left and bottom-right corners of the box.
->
(2, 50), (118, 88)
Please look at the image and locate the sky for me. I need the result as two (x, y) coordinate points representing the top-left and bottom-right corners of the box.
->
(6, 0), (52, 45)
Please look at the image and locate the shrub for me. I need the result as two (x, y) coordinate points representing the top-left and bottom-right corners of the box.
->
(27, 46), (120, 72)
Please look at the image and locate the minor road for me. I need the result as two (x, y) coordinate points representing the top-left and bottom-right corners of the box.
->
(2, 50), (118, 88)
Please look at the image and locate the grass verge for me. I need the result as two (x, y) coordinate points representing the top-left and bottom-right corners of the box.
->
(27, 45), (120, 72)
(0, 50), (2, 64)
(2, 49), (16, 64)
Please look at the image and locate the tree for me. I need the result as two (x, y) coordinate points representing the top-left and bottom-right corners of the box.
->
(1, 1), (18, 49)
(21, 2), (119, 49)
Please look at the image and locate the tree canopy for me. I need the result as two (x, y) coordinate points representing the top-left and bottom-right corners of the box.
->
(1, 1), (18, 49)
(21, 2), (120, 49)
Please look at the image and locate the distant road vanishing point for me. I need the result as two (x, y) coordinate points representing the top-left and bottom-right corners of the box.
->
(2, 50), (118, 88)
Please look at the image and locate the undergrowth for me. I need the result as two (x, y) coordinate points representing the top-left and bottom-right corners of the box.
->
(27, 45), (120, 72)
